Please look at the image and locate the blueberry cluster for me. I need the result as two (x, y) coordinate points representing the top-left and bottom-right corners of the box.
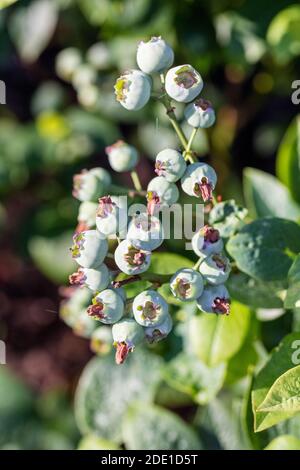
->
(64, 36), (231, 365)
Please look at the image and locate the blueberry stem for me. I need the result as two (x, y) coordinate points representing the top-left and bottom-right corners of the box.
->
(130, 170), (143, 192)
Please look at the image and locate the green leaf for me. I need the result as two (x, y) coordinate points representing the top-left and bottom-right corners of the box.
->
(267, 6), (300, 64)
(188, 301), (251, 367)
(0, 368), (33, 415)
(122, 403), (202, 450)
(257, 365), (300, 414)
(78, 435), (120, 450)
(149, 252), (193, 274)
(252, 333), (300, 432)
(276, 116), (300, 203)
(265, 435), (300, 450)
(163, 353), (226, 405)
(243, 167), (300, 221)
(227, 271), (285, 308)
(0, 0), (18, 9)
(285, 254), (300, 308)
(227, 217), (300, 282)
(28, 231), (76, 285)
(75, 351), (163, 443)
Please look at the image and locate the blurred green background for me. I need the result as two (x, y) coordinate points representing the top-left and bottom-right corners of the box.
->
(0, 0), (299, 450)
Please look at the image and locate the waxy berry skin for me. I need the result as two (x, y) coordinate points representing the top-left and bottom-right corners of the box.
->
(155, 148), (187, 183)
(95, 196), (127, 237)
(145, 313), (173, 344)
(199, 253), (231, 286)
(184, 98), (216, 129)
(90, 326), (112, 355)
(87, 288), (124, 324)
(69, 264), (111, 292)
(114, 239), (151, 275)
(112, 318), (145, 364)
(71, 230), (108, 269)
(55, 47), (82, 81)
(106, 140), (139, 172)
(114, 70), (152, 111)
(133, 290), (169, 327)
(197, 284), (231, 315)
(77, 201), (98, 231)
(170, 268), (204, 302)
(136, 36), (174, 74)
(72, 167), (111, 202)
(192, 225), (224, 258)
(181, 162), (217, 202)
(127, 213), (164, 252)
(165, 65), (203, 103)
(147, 176), (179, 214)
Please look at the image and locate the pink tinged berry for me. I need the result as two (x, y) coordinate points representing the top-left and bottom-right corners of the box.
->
(173, 278), (191, 299)
(115, 342), (131, 365)
(213, 297), (230, 315)
(97, 196), (116, 218)
(174, 67), (198, 88)
(194, 177), (213, 201)
(69, 268), (86, 286)
(124, 246), (146, 267)
(137, 301), (161, 321)
(146, 191), (161, 215)
(87, 300), (105, 320)
(75, 221), (89, 233)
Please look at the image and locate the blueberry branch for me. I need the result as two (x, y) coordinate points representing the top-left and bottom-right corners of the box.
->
(113, 272), (171, 289)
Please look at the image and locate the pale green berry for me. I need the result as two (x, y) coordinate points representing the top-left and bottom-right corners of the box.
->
(155, 148), (186, 183)
(73, 167), (111, 202)
(87, 42), (111, 70)
(87, 288), (124, 324)
(170, 268), (204, 301)
(106, 140), (139, 172)
(69, 264), (110, 292)
(71, 230), (108, 269)
(72, 64), (97, 89)
(197, 285), (230, 315)
(114, 240), (151, 275)
(184, 98), (216, 128)
(199, 253), (231, 285)
(59, 286), (92, 329)
(133, 290), (169, 327)
(181, 162), (217, 201)
(77, 201), (98, 231)
(145, 313), (173, 343)
(96, 195), (127, 236)
(114, 69), (152, 111)
(73, 309), (97, 338)
(127, 213), (164, 251)
(147, 176), (179, 215)
(90, 326), (112, 355)
(192, 225), (223, 258)
(136, 36), (174, 74)
(112, 318), (145, 364)
(165, 65), (203, 103)
(55, 48), (82, 81)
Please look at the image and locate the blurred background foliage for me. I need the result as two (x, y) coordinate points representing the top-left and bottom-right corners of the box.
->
(0, 0), (299, 450)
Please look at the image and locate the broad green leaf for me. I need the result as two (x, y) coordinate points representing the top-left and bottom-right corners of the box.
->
(227, 217), (300, 282)
(122, 403), (202, 450)
(188, 301), (251, 367)
(28, 231), (76, 284)
(163, 353), (226, 405)
(0, 368), (33, 415)
(243, 167), (300, 221)
(149, 252), (193, 274)
(285, 255), (300, 308)
(257, 365), (300, 414)
(276, 116), (300, 203)
(227, 271), (285, 308)
(75, 351), (163, 443)
(265, 434), (300, 450)
(0, 0), (18, 9)
(78, 435), (120, 450)
(267, 6), (300, 64)
(252, 333), (300, 432)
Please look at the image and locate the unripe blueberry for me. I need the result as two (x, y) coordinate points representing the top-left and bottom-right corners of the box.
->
(74, 309), (97, 338)
(127, 213), (164, 251)
(71, 230), (108, 269)
(106, 140), (139, 172)
(155, 148), (187, 183)
(114, 70), (152, 111)
(72, 64), (97, 90)
(165, 65), (203, 103)
(145, 313), (173, 344)
(147, 176), (179, 215)
(181, 162), (217, 201)
(87, 288), (124, 324)
(69, 264), (110, 292)
(73, 167), (111, 202)
(115, 239), (151, 275)
(192, 225), (223, 258)
(59, 286), (92, 329)
(55, 48), (82, 81)
(77, 201), (98, 232)
(197, 285), (231, 315)
(199, 253), (231, 285)
(95, 196), (127, 236)
(90, 326), (112, 355)
(184, 98), (216, 128)
(112, 318), (145, 364)
(136, 36), (174, 74)
(170, 268), (204, 301)
(133, 290), (169, 327)
(87, 42), (111, 70)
